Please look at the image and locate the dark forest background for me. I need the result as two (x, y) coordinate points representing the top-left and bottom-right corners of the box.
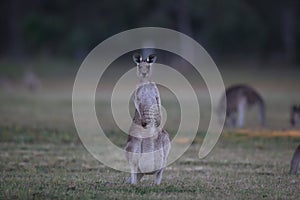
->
(0, 0), (299, 64)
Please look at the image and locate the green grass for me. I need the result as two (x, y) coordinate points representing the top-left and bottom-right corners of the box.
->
(1, 62), (300, 199)
(1, 131), (300, 199)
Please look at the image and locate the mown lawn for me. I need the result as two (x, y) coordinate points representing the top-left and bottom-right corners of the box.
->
(1, 126), (300, 199)
(1, 62), (300, 199)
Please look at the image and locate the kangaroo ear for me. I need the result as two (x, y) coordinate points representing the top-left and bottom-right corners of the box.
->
(146, 54), (157, 64)
(133, 53), (142, 64)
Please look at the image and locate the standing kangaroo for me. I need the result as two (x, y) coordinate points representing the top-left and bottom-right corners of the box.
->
(125, 53), (171, 185)
(219, 84), (265, 128)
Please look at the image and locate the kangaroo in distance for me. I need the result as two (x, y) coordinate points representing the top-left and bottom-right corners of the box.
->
(290, 105), (300, 127)
(289, 105), (300, 174)
(23, 66), (42, 92)
(220, 84), (265, 128)
(125, 53), (170, 185)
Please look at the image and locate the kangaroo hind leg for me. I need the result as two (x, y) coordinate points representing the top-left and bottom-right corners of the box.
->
(237, 97), (247, 128)
(154, 169), (163, 185)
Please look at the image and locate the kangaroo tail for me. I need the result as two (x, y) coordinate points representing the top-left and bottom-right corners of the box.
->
(290, 144), (300, 174)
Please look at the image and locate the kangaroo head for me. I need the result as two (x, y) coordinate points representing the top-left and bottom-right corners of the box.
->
(133, 53), (157, 81)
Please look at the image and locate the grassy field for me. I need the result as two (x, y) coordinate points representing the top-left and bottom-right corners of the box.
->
(1, 61), (300, 199)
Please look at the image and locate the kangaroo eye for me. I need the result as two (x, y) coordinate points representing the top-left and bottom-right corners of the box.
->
(146, 54), (157, 64)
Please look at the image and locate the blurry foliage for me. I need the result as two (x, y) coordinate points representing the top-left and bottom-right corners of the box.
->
(24, 14), (66, 52)
(0, 0), (299, 62)
(191, 0), (268, 55)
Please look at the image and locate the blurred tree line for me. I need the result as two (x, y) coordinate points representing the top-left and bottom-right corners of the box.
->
(0, 0), (299, 63)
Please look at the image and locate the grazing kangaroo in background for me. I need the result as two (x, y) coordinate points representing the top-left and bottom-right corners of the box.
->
(290, 144), (300, 174)
(219, 84), (265, 128)
(125, 53), (170, 185)
(290, 105), (300, 127)
(290, 106), (300, 174)
(23, 66), (41, 92)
